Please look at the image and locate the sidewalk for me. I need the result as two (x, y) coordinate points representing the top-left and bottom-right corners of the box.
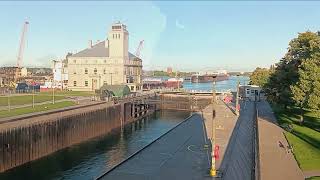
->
(257, 100), (304, 180)
(215, 100), (256, 180)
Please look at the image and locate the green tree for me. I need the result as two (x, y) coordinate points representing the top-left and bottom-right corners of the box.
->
(249, 67), (270, 88)
(266, 31), (320, 108)
(291, 56), (320, 111)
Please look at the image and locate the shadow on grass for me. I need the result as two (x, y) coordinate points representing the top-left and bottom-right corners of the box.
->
(292, 130), (320, 149)
(272, 104), (320, 133)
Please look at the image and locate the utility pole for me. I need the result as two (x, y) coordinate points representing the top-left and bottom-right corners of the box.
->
(52, 80), (55, 104)
(210, 80), (217, 177)
(32, 84), (35, 108)
(8, 90), (11, 112)
(109, 73), (114, 85)
(235, 75), (240, 116)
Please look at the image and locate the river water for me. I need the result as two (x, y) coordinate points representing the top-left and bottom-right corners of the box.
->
(183, 75), (250, 92)
(0, 110), (191, 180)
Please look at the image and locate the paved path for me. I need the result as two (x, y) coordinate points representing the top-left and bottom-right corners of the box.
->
(304, 170), (320, 179)
(217, 100), (256, 180)
(257, 100), (304, 180)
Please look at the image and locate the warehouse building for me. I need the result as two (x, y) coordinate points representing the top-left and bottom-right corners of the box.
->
(67, 22), (142, 92)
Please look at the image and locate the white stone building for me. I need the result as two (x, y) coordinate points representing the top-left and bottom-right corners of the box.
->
(52, 60), (68, 89)
(67, 22), (142, 92)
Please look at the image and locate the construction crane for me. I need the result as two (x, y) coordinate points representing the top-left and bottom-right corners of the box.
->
(135, 40), (144, 58)
(16, 21), (29, 68)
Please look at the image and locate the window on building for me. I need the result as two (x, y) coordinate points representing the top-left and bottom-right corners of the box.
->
(131, 86), (134, 91)
(104, 60), (107, 63)
(103, 69), (106, 74)
(85, 68), (88, 74)
(113, 34), (115, 39)
(94, 68), (97, 74)
(73, 81), (77, 86)
(103, 81), (107, 85)
(85, 81), (88, 87)
(119, 34), (120, 38)
(73, 60), (76, 63)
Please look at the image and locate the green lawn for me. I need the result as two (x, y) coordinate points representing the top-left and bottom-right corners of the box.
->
(0, 91), (94, 106)
(306, 176), (320, 180)
(272, 104), (320, 171)
(0, 95), (65, 106)
(0, 101), (76, 118)
(39, 90), (94, 97)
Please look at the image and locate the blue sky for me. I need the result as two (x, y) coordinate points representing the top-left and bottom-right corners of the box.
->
(1, 1), (320, 72)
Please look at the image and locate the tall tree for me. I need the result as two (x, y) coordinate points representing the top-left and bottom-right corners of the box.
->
(249, 67), (270, 88)
(266, 31), (320, 108)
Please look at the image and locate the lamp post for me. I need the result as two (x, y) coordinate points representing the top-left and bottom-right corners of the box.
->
(52, 79), (55, 104)
(109, 73), (114, 85)
(235, 74), (240, 116)
(210, 80), (217, 177)
(32, 83), (35, 108)
(8, 89), (11, 112)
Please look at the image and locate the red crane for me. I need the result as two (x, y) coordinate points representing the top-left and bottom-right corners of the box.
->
(135, 40), (144, 58)
(17, 21), (29, 68)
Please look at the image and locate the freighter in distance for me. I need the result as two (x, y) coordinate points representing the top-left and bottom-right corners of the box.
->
(191, 70), (229, 83)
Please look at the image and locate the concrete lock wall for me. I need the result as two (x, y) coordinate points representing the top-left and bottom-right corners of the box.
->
(0, 101), (154, 173)
(160, 94), (212, 111)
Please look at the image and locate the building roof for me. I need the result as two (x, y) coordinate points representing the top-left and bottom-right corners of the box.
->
(97, 84), (131, 97)
(71, 41), (139, 60)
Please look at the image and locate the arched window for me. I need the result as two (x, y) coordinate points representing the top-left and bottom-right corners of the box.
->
(94, 68), (97, 74)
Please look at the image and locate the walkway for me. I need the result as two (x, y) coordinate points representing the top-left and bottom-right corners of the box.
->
(257, 100), (304, 180)
(216, 100), (256, 180)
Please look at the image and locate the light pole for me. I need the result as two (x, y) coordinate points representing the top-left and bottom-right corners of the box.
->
(32, 84), (35, 108)
(8, 89), (11, 112)
(210, 80), (217, 177)
(109, 73), (114, 85)
(235, 75), (240, 116)
(52, 80), (55, 104)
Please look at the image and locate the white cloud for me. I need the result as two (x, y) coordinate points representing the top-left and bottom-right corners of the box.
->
(175, 19), (185, 30)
